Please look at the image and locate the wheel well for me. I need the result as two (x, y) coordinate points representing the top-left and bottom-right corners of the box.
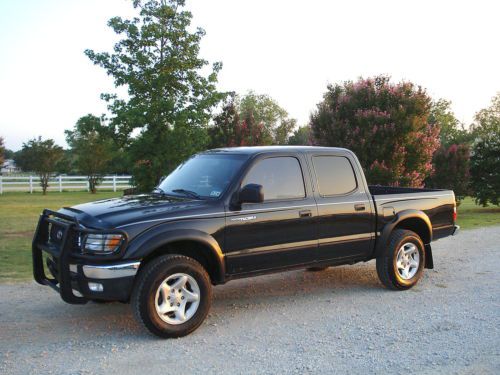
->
(140, 240), (222, 284)
(394, 218), (431, 244)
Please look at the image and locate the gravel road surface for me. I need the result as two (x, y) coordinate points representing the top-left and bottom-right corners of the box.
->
(1, 226), (499, 375)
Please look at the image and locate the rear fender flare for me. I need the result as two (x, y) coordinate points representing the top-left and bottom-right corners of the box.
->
(375, 209), (432, 258)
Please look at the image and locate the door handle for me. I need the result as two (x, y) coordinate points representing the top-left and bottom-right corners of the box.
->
(354, 204), (366, 211)
(299, 210), (312, 218)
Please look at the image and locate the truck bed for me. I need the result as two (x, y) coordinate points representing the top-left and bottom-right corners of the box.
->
(368, 185), (456, 242)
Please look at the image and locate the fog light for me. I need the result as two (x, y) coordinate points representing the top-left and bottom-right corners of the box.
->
(88, 282), (103, 292)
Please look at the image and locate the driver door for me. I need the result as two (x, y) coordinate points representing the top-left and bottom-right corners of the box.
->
(224, 155), (318, 275)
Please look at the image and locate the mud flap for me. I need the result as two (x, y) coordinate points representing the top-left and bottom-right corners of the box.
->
(424, 244), (433, 269)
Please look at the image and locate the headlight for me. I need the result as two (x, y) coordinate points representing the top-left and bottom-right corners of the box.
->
(83, 234), (124, 254)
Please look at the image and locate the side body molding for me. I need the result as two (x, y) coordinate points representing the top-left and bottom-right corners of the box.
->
(375, 209), (433, 258)
(124, 227), (225, 283)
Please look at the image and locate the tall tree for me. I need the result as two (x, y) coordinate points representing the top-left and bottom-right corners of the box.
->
(15, 137), (64, 194)
(65, 114), (116, 193)
(311, 75), (440, 187)
(85, 0), (224, 191)
(470, 93), (500, 206)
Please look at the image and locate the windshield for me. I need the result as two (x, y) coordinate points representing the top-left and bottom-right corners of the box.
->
(157, 153), (248, 199)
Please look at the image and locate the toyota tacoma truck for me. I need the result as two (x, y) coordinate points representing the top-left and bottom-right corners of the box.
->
(32, 146), (459, 337)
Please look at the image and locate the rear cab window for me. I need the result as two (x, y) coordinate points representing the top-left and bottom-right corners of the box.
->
(312, 155), (358, 196)
(242, 157), (306, 201)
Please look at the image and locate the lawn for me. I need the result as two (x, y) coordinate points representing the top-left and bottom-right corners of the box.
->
(0, 191), (121, 282)
(0, 193), (498, 282)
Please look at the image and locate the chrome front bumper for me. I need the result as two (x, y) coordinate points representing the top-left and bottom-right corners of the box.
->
(70, 261), (141, 279)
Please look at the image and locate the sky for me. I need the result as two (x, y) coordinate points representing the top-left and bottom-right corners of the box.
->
(1, 0), (499, 150)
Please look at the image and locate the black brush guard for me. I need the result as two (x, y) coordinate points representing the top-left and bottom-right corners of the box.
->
(32, 209), (128, 304)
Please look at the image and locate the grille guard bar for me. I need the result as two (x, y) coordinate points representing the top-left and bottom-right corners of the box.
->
(32, 209), (129, 304)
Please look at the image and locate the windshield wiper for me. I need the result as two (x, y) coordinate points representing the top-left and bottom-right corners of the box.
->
(171, 189), (202, 200)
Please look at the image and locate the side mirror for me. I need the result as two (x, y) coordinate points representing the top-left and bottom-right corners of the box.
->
(239, 184), (264, 204)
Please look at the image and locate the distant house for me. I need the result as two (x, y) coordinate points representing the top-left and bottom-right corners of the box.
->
(1, 159), (20, 174)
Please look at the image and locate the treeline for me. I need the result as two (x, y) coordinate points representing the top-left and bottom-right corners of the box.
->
(1, 0), (499, 206)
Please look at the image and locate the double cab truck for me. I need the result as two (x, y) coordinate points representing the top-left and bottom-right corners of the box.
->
(32, 146), (459, 337)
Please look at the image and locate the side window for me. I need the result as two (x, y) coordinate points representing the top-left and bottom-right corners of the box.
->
(242, 157), (305, 201)
(313, 156), (357, 196)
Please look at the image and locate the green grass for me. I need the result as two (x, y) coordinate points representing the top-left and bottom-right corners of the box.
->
(0, 193), (498, 282)
(456, 197), (500, 230)
(0, 191), (121, 282)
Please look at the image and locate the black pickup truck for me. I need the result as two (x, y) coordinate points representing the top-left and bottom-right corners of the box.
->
(32, 146), (459, 337)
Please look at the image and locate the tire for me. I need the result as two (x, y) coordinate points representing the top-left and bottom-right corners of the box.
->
(131, 254), (212, 338)
(376, 229), (425, 290)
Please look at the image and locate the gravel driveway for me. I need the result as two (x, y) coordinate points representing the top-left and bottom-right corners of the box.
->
(1, 226), (499, 375)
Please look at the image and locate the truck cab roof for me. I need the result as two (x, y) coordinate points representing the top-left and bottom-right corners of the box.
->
(206, 145), (351, 155)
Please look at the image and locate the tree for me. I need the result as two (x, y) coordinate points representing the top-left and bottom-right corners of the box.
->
(239, 92), (296, 144)
(288, 126), (311, 145)
(426, 144), (470, 204)
(429, 99), (472, 147)
(15, 137), (64, 194)
(470, 94), (500, 206)
(310, 75), (440, 187)
(208, 92), (296, 148)
(85, 0), (224, 191)
(0, 137), (4, 166)
(207, 95), (239, 148)
(65, 114), (116, 193)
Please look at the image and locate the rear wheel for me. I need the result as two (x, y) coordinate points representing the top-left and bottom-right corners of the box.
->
(131, 254), (212, 338)
(376, 229), (425, 290)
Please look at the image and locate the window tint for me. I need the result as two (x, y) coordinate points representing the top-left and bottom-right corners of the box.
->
(313, 156), (357, 196)
(242, 157), (305, 201)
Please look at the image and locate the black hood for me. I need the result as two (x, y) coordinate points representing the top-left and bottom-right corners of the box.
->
(58, 194), (212, 229)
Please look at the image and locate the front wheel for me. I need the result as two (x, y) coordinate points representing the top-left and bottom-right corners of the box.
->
(131, 254), (212, 338)
(376, 229), (425, 290)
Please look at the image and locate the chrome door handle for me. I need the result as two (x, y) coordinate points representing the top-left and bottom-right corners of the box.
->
(354, 204), (365, 211)
(299, 210), (312, 218)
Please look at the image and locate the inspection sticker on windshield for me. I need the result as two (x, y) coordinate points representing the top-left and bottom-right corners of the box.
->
(210, 190), (221, 197)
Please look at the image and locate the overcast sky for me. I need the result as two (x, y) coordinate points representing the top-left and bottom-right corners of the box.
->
(1, 0), (499, 150)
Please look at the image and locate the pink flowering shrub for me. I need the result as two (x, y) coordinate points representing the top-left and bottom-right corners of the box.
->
(310, 75), (441, 187)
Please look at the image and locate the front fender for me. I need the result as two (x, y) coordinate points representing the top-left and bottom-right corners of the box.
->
(124, 226), (225, 282)
(375, 209), (432, 258)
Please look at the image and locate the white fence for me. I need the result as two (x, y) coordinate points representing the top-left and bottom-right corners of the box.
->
(0, 175), (133, 193)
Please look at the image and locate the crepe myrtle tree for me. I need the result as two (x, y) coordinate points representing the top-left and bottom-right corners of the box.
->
(311, 75), (440, 187)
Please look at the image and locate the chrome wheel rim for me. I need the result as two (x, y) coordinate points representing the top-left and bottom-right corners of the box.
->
(154, 273), (200, 325)
(396, 242), (420, 280)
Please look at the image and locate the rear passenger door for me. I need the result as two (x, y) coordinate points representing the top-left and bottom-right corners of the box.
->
(310, 154), (374, 261)
(224, 155), (318, 274)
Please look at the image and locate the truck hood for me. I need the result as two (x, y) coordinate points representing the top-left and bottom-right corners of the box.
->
(58, 194), (213, 229)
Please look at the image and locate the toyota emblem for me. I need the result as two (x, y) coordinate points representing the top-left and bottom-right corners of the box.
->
(56, 230), (63, 240)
